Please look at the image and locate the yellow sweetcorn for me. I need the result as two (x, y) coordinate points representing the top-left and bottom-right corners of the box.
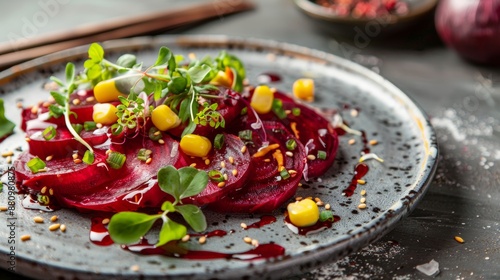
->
(180, 134), (212, 157)
(250, 85), (274, 114)
(151, 105), (181, 131)
(293, 78), (315, 102)
(210, 71), (233, 88)
(92, 103), (118, 125)
(287, 199), (320, 227)
(93, 78), (124, 103)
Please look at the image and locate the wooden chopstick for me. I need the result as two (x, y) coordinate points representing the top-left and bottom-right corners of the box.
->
(0, 1), (255, 70)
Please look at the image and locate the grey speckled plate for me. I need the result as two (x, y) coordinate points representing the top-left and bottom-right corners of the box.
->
(0, 36), (438, 280)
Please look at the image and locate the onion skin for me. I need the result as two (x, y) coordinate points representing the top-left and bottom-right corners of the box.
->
(435, 0), (500, 65)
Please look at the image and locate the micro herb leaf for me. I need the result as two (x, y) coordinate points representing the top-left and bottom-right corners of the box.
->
(178, 98), (191, 123)
(157, 219), (187, 246)
(181, 121), (196, 138)
(0, 99), (15, 139)
(49, 76), (65, 87)
(108, 212), (160, 245)
(175, 204), (207, 232)
(116, 54), (137, 68)
(65, 62), (75, 85)
(178, 166), (208, 200)
(154, 46), (172, 67)
(48, 104), (64, 118)
(50, 91), (67, 106)
(168, 76), (187, 94)
(88, 43), (104, 63)
(157, 165), (181, 202)
(161, 201), (175, 212)
(187, 64), (212, 83)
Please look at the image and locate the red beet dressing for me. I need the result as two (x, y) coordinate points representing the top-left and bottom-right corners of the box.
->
(342, 163), (369, 197)
(284, 216), (341, 235)
(190, 229), (227, 238)
(90, 217), (113, 246)
(245, 215), (277, 229)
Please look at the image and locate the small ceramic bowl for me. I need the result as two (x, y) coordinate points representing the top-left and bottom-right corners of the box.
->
(294, 0), (438, 37)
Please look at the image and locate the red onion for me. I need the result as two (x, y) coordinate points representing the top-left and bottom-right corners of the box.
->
(435, 0), (500, 65)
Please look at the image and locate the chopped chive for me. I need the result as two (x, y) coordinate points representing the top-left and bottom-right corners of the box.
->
(37, 194), (50, 205)
(137, 148), (152, 162)
(208, 170), (225, 182)
(27, 157), (46, 173)
(84, 121), (97, 131)
(149, 127), (162, 141)
(107, 151), (126, 169)
(317, 150), (327, 160)
(214, 134), (225, 150)
(83, 150), (94, 164)
(286, 139), (297, 151)
(72, 123), (83, 134)
(280, 168), (290, 180)
(240, 107), (248, 115)
(292, 108), (301, 116)
(271, 99), (287, 119)
(42, 126), (56, 140)
(319, 210), (334, 222)
(238, 129), (253, 141)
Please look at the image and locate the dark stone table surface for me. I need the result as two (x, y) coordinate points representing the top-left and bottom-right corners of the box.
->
(1, 0), (499, 279)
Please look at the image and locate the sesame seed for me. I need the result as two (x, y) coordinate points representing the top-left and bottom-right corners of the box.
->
(38, 168), (48, 172)
(240, 146), (247, 153)
(198, 236), (207, 244)
(228, 156), (234, 164)
(96, 123), (103, 129)
(360, 190), (367, 196)
(232, 169), (238, 176)
(102, 218), (110, 225)
(204, 159), (210, 165)
(243, 237), (252, 244)
(307, 154), (316, 161)
(60, 224), (66, 232)
(49, 188), (54, 196)
(316, 201), (324, 206)
(16, 102), (23, 108)
(350, 109), (359, 117)
(455, 236), (464, 243)
(49, 224), (61, 231)
(181, 235), (190, 242)
(20, 235), (31, 242)
(358, 203), (367, 209)
(25, 137), (31, 142)
(220, 161), (226, 168)
(72, 99), (80, 105)
(314, 197), (321, 202)
(130, 265), (140, 272)
(158, 139), (165, 144)
(325, 204), (331, 210)
(217, 182), (225, 188)
(31, 105), (39, 114)
(0, 206), (7, 211)
(33, 216), (44, 223)
(73, 159), (82, 164)
(240, 223), (247, 229)
(6, 156), (12, 164)
(360, 197), (366, 203)
(295, 196), (302, 201)
(298, 183), (303, 187)
(146, 158), (152, 164)
(188, 53), (197, 60)
(285, 151), (294, 157)
(305, 196), (313, 200)
(223, 173), (228, 181)
(153, 131), (161, 136)
(45, 155), (53, 161)
(106, 149), (112, 155)
(369, 139), (378, 146)
(1, 151), (14, 157)
(41, 186), (47, 194)
(190, 163), (197, 167)
(264, 158), (271, 162)
(357, 179), (366, 185)
(50, 215), (58, 222)
(348, 139), (356, 145)
(72, 153), (79, 159)
(251, 239), (259, 247)
(86, 97), (95, 102)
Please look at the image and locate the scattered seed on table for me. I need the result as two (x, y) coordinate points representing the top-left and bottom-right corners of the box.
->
(325, 203), (331, 210)
(357, 179), (366, 185)
(243, 237), (252, 244)
(130, 265), (140, 272)
(0, 206), (7, 211)
(360, 197), (366, 203)
(1, 151), (13, 157)
(181, 235), (190, 242)
(369, 139), (378, 146)
(240, 223), (247, 229)
(358, 203), (367, 209)
(348, 139), (356, 145)
(33, 216), (44, 223)
(199, 236), (207, 244)
(454, 236), (464, 243)
(251, 239), (259, 247)
(360, 190), (367, 196)
(20, 235), (31, 242)
(49, 224), (60, 231)
(102, 218), (110, 225)
(60, 224), (66, 232)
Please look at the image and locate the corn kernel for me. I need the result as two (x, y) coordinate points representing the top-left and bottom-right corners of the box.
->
(92, 103), (118, 125)
(293, 78), (314, 101)
(287, 199), (319, 227)
(151, 105), (181, 131)
(250, 85), (274, 114)
(209, 70), (232, 88)
(180, 134), (212, 157)
(93, 78), (124, 103)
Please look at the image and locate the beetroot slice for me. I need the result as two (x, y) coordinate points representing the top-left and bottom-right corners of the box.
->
(26, 127), (108, 159)
(21, 89), (99, 131)
(168, 86), (245, 138)
(177, 134), (251, 206)
(15, 135), (180, 212)
(261, 91), (339, 178)
(209, 121), (306, 213)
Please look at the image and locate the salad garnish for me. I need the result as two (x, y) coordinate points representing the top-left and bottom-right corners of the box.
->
(0, 99), (15, 140)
